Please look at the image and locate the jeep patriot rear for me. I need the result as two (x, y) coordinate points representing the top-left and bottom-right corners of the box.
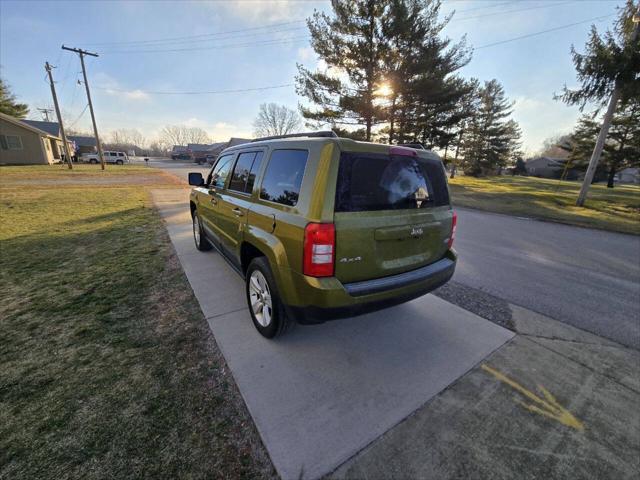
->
(189, 132), (456, 338)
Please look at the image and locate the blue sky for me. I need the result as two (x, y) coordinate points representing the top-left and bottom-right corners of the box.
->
(0, 0), (621, 153)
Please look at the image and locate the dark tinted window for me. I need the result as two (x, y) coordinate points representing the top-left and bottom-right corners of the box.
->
(228, 151), (264, 194)
(335, 152), (449, 212)
(260, 150), (308, 206)
(209, 154), (234, 189)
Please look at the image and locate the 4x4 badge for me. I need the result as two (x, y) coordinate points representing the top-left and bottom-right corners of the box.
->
(411, 227), (424, 237)
(339, 256), (362, 263)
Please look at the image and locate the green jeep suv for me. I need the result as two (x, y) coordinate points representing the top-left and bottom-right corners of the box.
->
(188, 132), (457, 338)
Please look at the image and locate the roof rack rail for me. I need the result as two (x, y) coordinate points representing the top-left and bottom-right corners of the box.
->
(398, 142), (425, 150)
(251, 130), (338, 142)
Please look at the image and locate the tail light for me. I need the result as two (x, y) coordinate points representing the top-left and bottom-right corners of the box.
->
(303, 223), (335, 277)
(447, 211), (457, 249)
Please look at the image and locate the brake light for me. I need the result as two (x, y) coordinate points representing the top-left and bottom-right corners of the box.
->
(447, 211), (457, 249)
(303, 223), (335, 277)
(389, 146), (417, 157)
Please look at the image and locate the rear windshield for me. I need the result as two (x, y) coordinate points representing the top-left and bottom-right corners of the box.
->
(335, 152), (450, 212)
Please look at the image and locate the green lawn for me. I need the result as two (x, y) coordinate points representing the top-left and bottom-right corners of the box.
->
(448, 175), (640, 235)
(0, 166), (274, 479)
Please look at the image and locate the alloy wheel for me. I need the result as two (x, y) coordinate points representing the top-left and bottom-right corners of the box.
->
(249, 270), (273, 327)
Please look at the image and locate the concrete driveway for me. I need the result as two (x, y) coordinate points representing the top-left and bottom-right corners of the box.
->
(151, 187), (513, 480)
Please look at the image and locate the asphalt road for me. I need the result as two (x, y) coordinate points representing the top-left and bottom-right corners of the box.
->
(154, 160), (640, 350)
(454, 208), (640, 349)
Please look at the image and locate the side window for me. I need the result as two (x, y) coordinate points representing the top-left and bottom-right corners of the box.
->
(245, 151), (263, 194)
(210, 154), (234, 189)
(118, 152), (124, 157)
(228, 151), (264, 194)
(6, 135), (22, 150)
(260, 150), (308, 207)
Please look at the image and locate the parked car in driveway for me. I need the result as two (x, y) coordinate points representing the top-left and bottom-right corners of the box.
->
(188, 131), (457, 338)
(82, 150), (129, 165)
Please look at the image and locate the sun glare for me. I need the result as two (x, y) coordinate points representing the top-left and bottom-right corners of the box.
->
(375, 83), (393, 97)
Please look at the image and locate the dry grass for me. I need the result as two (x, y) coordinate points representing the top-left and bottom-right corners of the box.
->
(0, 165), (275, 479)
(448, 175), (640, 235)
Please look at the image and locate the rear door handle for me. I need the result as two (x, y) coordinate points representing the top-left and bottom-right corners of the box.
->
(210, 197), (217, 205)
(232, 208), (244, 217)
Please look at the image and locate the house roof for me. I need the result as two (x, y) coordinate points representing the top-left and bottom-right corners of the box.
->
(0, 112), (60, 138)
(68, 135), (97, 147)
(22, 119), (61, 137)
(526, 157), (565, 168)
(227, 137), (251, 147)
(172, 145), (188, 153)
(187, 143), (213, 152)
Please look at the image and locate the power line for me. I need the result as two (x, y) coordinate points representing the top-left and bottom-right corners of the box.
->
(454, 0), (575, 21)
(99, 26), (307, 52)
(93, 83), (294, 95)
(67, 104), (89, 128)
(97, 0), (581, 54)
(475, 13), (615, 49)
(454, 1), (511, 14)
(83, 19), (306, 47)
(102, 35), (309, 54)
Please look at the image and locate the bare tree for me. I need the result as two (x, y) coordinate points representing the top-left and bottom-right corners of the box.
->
(159, 125), (211, 146)
(159, 125), (188, 147)
(108, 128), (146, 154)
(184, 127), (211, 144)
(538, 134), (572, 159)
(253, 103), (302, 137)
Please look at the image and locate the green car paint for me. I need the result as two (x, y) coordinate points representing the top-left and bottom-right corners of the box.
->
(189, 136), (456, 325)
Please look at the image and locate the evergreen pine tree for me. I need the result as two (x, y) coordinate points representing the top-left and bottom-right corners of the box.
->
(460, 80), (522, 176)
(568, 99), (640, 187)
(296, 0), (389, 141)
(0, 79), (29, 119)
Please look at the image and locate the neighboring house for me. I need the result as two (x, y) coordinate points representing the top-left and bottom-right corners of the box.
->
(172, 138), (252, 162)
(68, 135), (97, 156)
(525, 156), (580, 180)
(22, 119), (61, 137)
(615, 167), (640, 185)
(0, 113), (72, 165)
(171, 145), (190, 160)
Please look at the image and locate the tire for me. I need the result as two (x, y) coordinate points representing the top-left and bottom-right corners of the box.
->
(116, 160), (124, 165)
(90, 159), (98, 164)
(192, 211), (211, 251)
(246, 257), (291, 338)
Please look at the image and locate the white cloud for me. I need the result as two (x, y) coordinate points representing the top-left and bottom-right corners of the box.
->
(511, 94), (579, 154)
(214, 0), (315, 24)
(93, 72), (150, 101)
(297, 46), (315, 61)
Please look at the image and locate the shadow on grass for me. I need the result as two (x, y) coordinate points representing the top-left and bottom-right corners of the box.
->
(0, 209), (275, 480)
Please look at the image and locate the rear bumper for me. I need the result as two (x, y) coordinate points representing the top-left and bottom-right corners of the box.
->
(283, 252), (456, 324)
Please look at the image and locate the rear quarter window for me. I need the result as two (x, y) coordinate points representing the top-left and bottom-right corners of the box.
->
(335, 152), (450, 212)
(260, 149), (308, 206)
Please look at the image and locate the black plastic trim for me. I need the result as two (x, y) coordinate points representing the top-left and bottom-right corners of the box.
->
(344, 257), (455, 297)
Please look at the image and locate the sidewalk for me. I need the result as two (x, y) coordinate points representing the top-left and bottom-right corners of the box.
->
(331, 306), (640, 479)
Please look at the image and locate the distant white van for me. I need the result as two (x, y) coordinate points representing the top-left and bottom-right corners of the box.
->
(82, 151), (129, 165)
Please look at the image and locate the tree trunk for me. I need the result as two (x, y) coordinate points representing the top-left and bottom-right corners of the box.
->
(607, 164), (617, 188)
(389, 96), (396, 144)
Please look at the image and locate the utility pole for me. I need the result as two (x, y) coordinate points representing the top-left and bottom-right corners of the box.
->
(576, 6), (640, 206)
(61, 45), (105, 170)
(37, 107), (53, 122)
(44, 62), (73, 170)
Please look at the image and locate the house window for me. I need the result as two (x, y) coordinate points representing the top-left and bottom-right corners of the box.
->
(0, 134), (23, 150)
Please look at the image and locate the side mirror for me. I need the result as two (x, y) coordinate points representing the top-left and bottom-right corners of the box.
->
(188, 172), (204, 186)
